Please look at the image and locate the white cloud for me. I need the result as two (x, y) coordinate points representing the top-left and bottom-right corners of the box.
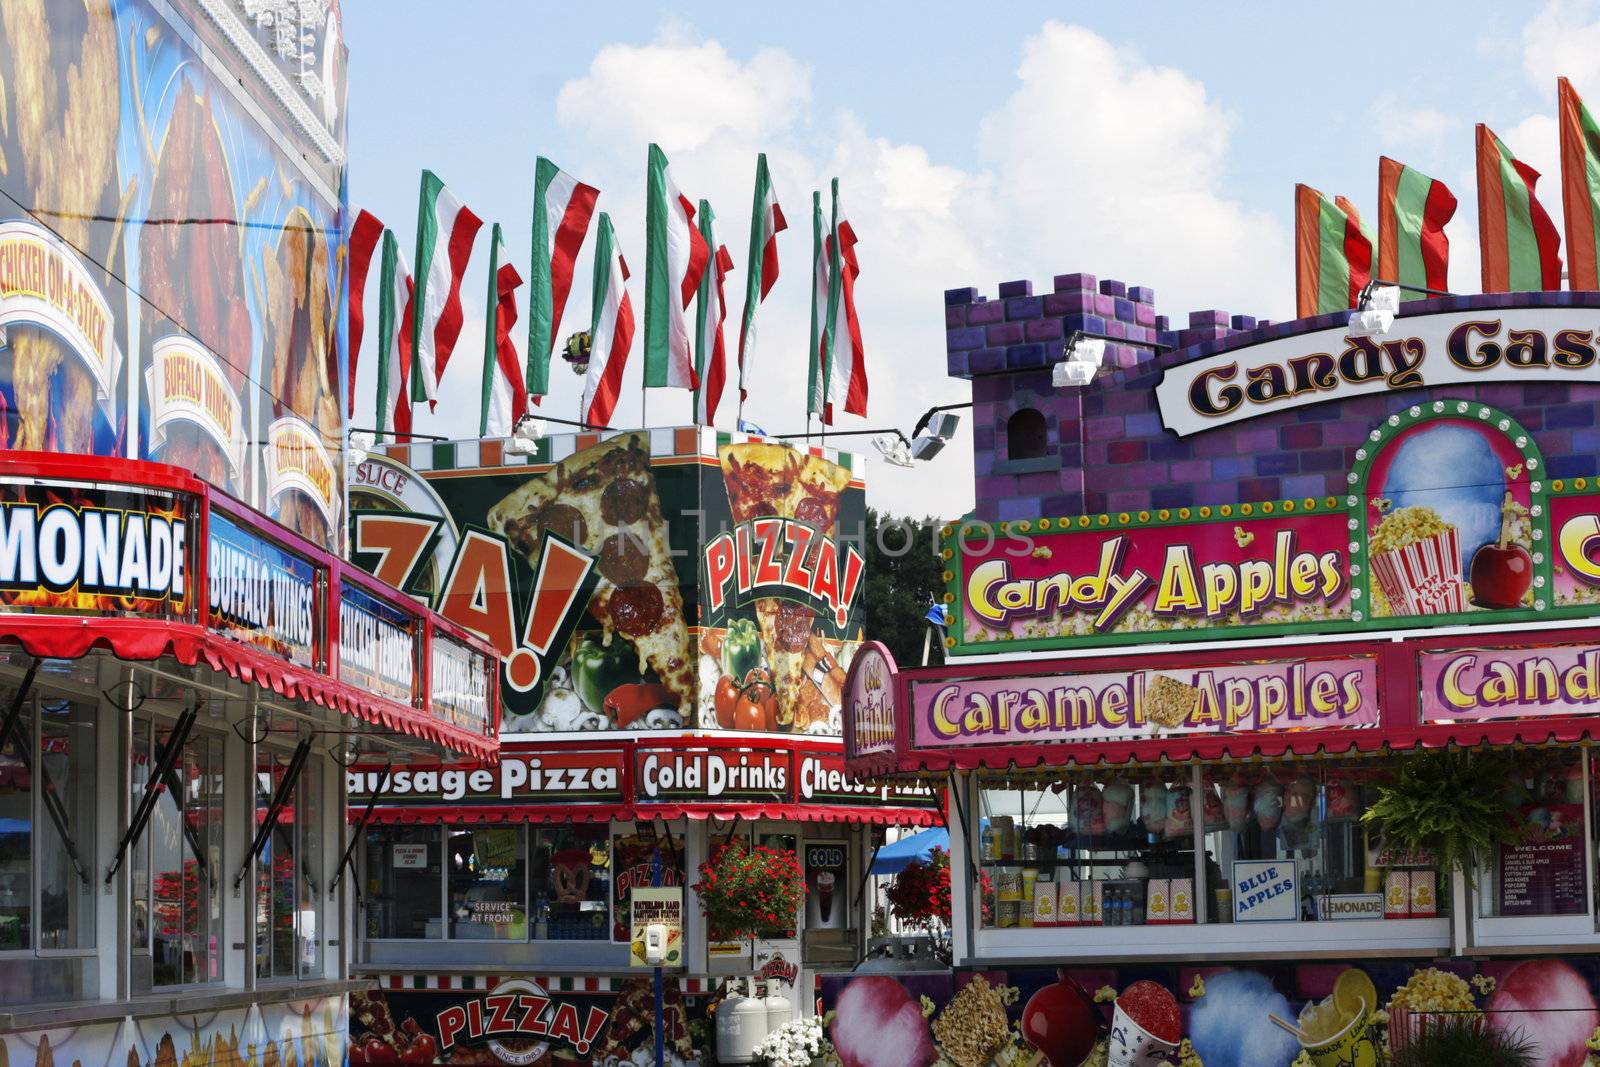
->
(1523, 0), (1600, 95)
(1369, 92), (1459, 146)
(555, 25), (811, 154)
(976, 22), (1288, 318)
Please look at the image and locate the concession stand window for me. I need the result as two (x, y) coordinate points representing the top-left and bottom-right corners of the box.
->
(846, 630), (1600, 967)
(0, 455), (500, 1020)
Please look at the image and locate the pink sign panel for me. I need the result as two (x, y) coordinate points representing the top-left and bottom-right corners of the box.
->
(1550, 490), (1600, 610)
(1419, 643), (1600, 723)
(955, 509), (1352, 647)
(911, 655), (1381, 747)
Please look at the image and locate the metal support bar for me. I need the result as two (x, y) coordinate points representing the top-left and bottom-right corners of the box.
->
(234, 737), (312, 891)
(157, 761), (209, 874)
(718, 814), (743, 852)
(332, 762), (392, 903)
(0, 658), (39, 749)
(105, 705), (198, 884)
(943, 769), (978, 885)
(854, 834), (885, 911)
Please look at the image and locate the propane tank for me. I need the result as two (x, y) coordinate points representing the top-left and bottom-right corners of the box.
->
(764, 977), (794, 1031)
(718, 978), (768, 1064)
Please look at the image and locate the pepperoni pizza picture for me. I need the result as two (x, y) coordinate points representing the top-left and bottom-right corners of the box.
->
(487, 432), (695, 718)
(718, 441), (851, 731)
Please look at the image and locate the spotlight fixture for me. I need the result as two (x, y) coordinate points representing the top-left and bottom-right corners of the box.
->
(1053, 331), (1108, 388)
(505, 414), (548, 456)
(872, 433), (915, 469)
(1347, 283), (1400, 339)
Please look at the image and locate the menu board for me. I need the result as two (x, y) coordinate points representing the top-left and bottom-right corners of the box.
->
(1498, 803), (1586, 916)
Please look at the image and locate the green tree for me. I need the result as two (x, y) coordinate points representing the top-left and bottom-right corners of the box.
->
(860, 509), (947, 668)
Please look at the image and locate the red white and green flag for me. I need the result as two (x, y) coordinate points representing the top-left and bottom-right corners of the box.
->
(374, 230), (415, 437)
(1378, 157), (1456, 297)
(585, 212), (635, 428)
(479, 223), (526, 437)
(693, 198), (734, 425)
(736, 153), (786, 406)
(527, 157), (599, 404)
(1477, 123), (1563, 292)
(824, 178), (866, 423)
(411, 170), (483, 408)
(346, 207), (384, 417)
(642, 144), (709, 390)
(1294, 183), (1371, 318)
(806, 190), (828, 421)
(1559, 77), (1600, 291)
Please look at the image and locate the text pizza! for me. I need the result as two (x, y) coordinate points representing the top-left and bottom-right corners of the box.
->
(703, 519), (865, 628)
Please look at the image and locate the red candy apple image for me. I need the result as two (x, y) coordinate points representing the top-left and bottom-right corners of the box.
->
(1470, 542), (1532, 609)
(1470, 492), (1534, 609)
(1021, 971), (1101, 1067)
(831, 977), (937, 1067)
(1486, 959), (1599, 1067)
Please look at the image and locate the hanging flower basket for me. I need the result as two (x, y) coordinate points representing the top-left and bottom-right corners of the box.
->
(884, 847), (991, 929)
(693, 842), (804, 941)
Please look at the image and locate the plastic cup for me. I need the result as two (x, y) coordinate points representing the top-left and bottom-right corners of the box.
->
(1106, 1001), (1179, 1067)
(1300, 998), (1377, 1067)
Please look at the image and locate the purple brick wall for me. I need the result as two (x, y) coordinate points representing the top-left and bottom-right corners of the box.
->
(950, 277), (1600, 522)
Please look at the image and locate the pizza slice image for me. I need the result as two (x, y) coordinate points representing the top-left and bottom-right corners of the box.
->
(718, 442), (850, 731)
(488, 432), (695, 718)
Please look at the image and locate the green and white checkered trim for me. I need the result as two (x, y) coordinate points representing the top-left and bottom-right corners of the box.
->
(381, 425), (859, 475)
(375, 973), (713, 994)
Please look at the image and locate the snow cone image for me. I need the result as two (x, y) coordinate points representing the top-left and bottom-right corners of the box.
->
(1368, 505), (1467, 617)
(1107, 981), (1180, 1066)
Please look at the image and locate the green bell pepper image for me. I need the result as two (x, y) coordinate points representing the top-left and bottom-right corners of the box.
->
(572, 636), (643, 713)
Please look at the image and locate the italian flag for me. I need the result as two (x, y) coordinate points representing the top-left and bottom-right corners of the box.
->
(1294, 183), (1371, 318)
(1377, 157), (1456, 297)
(479, 223), (526, 437)
(824, 179), (866, 423)
(527, 157), (599, 404)
(642, 144), (709, 389)
(346, 207), (384, 417)
(1477, 123), (1563, 293)
(374, 230), (415, 437)
(806, 190), (828, 421)
(411, 170), (483, 407)
(1559, 78), (1600, 291)
(736, 153), (786, 405)
(584, 212), (635, 428)
(693, 198), (734, 425)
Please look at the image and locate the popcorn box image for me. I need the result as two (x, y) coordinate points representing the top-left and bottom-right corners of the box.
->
(1032, 879), (1059, 927)
(1058, 881), (1083, 926)
(1384, 870), (1411, 919)
(1083, 881), (1104, 925)
(1369, 507), (1467, 617)
(1169, 878), (1195, 924)
(1145, 879), (1171, 924)
(1409, 870), (1437, 917)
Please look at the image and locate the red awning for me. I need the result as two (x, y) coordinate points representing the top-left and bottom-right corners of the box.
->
(0, 617), (498, 763)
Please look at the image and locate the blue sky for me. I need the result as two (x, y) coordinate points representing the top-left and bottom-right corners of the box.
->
(344, 0), (1584, 516)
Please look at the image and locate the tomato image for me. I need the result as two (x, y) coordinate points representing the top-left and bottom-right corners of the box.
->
(714, 674), (741, 728)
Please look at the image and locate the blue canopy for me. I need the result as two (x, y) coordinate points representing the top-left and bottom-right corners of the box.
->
(870, 827), (949, 875)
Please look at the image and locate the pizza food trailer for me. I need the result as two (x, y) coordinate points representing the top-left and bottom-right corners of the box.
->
(343, 428), (940, 1064)
(828, 287), (1600, 1067)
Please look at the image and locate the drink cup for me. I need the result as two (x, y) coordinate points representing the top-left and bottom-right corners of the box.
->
(816, 871), (835, 923)
(1106, 1001), (1178, 1067)
(1300, 999), (1377, 1067)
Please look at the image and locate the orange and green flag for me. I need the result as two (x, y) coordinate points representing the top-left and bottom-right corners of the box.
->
(1378, 157), (1456, 297)
(1476, 123), (1563, 292)
(1558, 77), (1600, 291)
(1294, 184), (1372, 318)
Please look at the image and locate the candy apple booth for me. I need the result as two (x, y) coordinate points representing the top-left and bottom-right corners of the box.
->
(829, 276), (1600, 1067)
